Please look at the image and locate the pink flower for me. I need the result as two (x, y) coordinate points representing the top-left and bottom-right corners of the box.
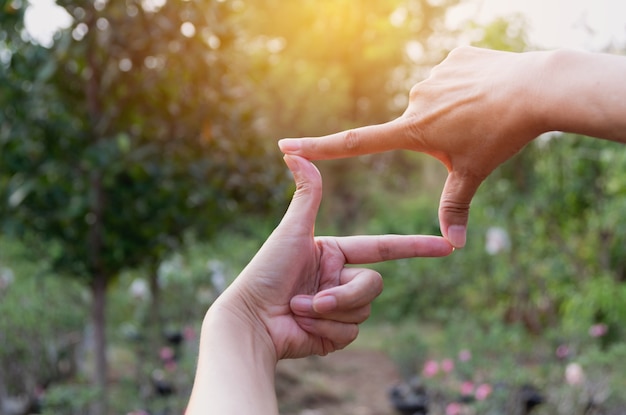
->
(446, 402), (462, 415)
(458, 349), (472, 362)
(164, 360), (178, 372)
(183, 325), (197, 341)
(460, 381), (474, 396)
(422, 360), (439, 378)
(589, 323), (608, 338)
(441, 358), (455, 373)
(555, 344), (570, 360)
(159, 346), (175, 362)
(475, 383), (492, 401)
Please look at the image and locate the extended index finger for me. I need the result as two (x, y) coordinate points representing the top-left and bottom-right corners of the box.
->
(319, 235), (453, 265)
(278, 119), (411, 160)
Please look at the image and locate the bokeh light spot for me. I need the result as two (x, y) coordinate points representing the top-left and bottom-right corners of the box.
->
(119, 58), (132, 72)
(180, 22), (196, 38)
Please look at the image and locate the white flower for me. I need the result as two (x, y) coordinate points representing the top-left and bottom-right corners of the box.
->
(0, 267), (15, 291)
(208, 259), (227, 293)
(565, 362), (585, 386)
(129, 278), (149, 301)
(485, 227), (510, 255)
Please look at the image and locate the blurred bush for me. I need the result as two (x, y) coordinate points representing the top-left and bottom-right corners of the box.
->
(0, 237), (86, 410)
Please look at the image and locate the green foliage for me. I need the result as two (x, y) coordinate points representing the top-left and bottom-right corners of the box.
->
(561, 274), (626, 346)
(1, 0), (289, 281)
(41, 383), (99, 415)
(0, 237), (86, 397)
(103, 225), (270, 413)
(577, 343), (626, 399)
(382, 319), (432, 378)
(471, 15), (529, 52)
(108, 224), (269, 337)
(379, 316), (626, 414)
(368, 133), (626, 343)
(1, 1), (289, 411)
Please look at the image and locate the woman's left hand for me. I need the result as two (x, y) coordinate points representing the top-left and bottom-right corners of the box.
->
(218, 155), (453, 360)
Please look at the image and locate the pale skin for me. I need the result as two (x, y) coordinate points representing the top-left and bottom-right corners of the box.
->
(278, 46), (626, 248)
(186, 155), (453, 414)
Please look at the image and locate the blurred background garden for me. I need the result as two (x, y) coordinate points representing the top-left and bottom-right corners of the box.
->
(1, 0), (625, 414)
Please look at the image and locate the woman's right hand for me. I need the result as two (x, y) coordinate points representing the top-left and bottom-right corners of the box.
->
(280, 47), (548, 247)
(280, 46), (626, 248)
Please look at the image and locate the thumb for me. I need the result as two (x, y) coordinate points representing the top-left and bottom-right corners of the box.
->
(438, 170), (484, 248)
(279, 155), (323, 236)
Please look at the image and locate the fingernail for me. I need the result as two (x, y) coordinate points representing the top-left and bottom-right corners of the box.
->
(313, 295), (337, 313)
(291, 296), (313, 311)
(279, 139), (300, 153)
(447, 225), (466, 248)
(283, 154), (300, 174)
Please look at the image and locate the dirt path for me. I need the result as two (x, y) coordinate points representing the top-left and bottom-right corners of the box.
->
(276, 348), (402, 415)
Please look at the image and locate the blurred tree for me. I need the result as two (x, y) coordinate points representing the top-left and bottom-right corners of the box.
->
(241, 0), (459, 233)
(0, 0), (288, 413)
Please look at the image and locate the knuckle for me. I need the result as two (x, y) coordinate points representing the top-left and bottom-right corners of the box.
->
(440, 189), (471, 211)
(439, 196), (471, 216)
(408, 83), (422, 101)
(447, 45), (473, 60)
(444, 168), (486, 199)
(344, 129), (361, 151)
(448, 46), (466, 58)
(377, 238), (393, 261)
(401, 117), (427, 150)
(295, 176), (321, 195)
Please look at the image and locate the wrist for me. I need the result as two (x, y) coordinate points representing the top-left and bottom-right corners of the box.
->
(511, 49), (557, 138)
(529, 48), (614, 137)
(186, 295), (279, 414)
(529, 48), (572, 134)
(205, 293), (278, 364)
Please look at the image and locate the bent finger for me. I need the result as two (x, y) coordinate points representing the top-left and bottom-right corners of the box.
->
(291, 297), (372, 324)
(291, 268), (380, 322)
(294, 317), (359, 350)
(317, 267), (382, 313)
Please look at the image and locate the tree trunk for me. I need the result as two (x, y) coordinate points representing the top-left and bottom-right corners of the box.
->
(0, 371), (7, 414)
(148, 264), (163, 338)
(90, 273), (108, 415)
